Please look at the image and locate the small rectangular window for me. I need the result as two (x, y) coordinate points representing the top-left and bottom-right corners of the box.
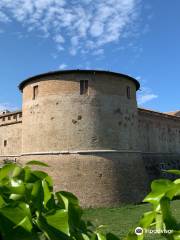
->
(127, 86), (131, 99)
(8, 116), (11, 120)
(2, 117), (5, 122)
(33, 85), (39, 100)
(80, 80), (88, 95)
(4, 140), (7, 147)
(13, 115), (17, 119)
(19, 113), (22, 118)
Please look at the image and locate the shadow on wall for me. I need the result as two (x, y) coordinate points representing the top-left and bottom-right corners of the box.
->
(143, 153), (180, 182)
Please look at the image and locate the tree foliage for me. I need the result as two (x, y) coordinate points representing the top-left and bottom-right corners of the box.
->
(0, 161), (119, 240)
(126, 170), (180, 240)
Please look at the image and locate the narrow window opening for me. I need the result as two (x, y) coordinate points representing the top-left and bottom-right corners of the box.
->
(2, 117), (5, 122)
(80, 80), (88, 95)
(8, 116), (11, 120)
(127, 86), (131, 99)
(4, 140), (7, 147)
(33, 85), (39, 100)
(13, 115), (17, 119)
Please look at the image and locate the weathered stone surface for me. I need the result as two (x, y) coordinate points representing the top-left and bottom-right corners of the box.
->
(0, 70), (180, 207)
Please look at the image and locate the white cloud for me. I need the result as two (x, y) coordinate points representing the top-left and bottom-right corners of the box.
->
(0, 11), (10, 22)
(137, 86), (158, 105)
(54, 35), (65, 44)
(0, 103), (18, 112)
(92, 48), (104, 56)
(0, 0), (141, 55)
(59, 63), (68, 70)
(138, 93), (158, 105)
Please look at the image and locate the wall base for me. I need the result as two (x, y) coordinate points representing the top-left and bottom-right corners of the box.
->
(16, 152), (149, 207)
(2, 152), (179, 207)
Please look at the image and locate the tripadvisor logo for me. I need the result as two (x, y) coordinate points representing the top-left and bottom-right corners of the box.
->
(135, 227), (143, 235)
(135, 227), (173, 235)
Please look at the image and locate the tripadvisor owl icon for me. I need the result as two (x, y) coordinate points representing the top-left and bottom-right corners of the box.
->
(135, 227), (143, 235)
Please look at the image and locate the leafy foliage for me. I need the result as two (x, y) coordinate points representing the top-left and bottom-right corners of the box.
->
(0, 161), (119, 240)
(126, 170), (180, 240)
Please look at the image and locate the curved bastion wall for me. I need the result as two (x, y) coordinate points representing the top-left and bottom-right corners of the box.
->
(21, 71), (139, 153)
(18, 70), (149, 206)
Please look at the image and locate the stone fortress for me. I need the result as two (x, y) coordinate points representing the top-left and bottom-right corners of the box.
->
(0, 70), (180, 207)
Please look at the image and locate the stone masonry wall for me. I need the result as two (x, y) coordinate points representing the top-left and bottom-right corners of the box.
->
(22, 72), (138, 154)
(0, 112), (22, 159)
(138, 108), (180, 153)
(19, 152), (148, 207)
(138, 108), (180, 183)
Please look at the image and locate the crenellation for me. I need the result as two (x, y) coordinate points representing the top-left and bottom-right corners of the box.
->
(0, 111), (22, 126)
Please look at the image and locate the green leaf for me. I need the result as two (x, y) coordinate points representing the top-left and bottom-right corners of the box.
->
(151, 179), (174, 193)
(160, 197), (178, 230)
(164, 169), (180, 175)
(45, 175), (53, 189)
(0, 195), (5, 207)
(96, 232), (106, 240)
(174, 179), (180, 184)
(32, 171), (48, 180)
(0, 163), (17, 181)
(56, 191), (79, 210)
(23, 166), (37, 183)
(30, 178), (53, 211)
(13, 216), (32, 233)
(144, 179), (175, 205)
(173, 231), (180, 240)
(81, 233), (90, 240)
(0, 202), (33, 240)
(12, 166), (23, 178)
(26, 161), (49, 167)
(31, 180), (44, 211)
(9, 179), (25, 195)
(9, 193), (24, 201)
(139, 211), (155, 228)
(56, 191), (83, 230)
(166, 183), (180, 199)
(36, 211), (70, 240)
(42, 179), (52, 208)
(155, 213), (163, 230)
(125, 230), (141, 240)
(45, 209), (70, 235)
(143, 191), (164, 205)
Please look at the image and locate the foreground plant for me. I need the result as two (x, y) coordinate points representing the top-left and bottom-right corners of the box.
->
(0, 161), (119, 240)
(126, 170), (180, 240)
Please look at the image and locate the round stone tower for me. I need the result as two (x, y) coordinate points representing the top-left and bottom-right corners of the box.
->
(19, 70), (148, 207)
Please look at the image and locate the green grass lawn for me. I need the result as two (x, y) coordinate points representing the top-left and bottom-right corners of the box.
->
(83, 200), (180, 240)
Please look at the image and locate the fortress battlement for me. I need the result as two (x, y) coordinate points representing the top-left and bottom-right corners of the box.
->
(0, 70), (180, 207)
(0, 111), (22, 127)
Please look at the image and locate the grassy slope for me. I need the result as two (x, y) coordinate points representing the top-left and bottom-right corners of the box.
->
(83, 200), (180, 240)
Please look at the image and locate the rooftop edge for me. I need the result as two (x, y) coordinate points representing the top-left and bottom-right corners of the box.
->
(18, 69), (140, 91)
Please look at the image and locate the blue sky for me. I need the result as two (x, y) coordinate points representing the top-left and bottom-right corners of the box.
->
(0, 0), (179, 112)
